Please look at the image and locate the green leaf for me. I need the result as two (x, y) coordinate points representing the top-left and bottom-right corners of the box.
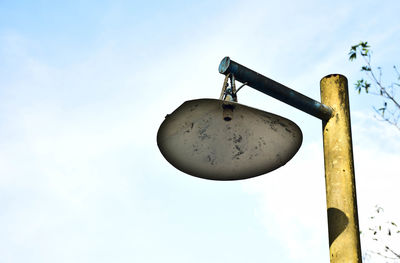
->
(349, 41), (371, 60)
(365, 82), (370, 93)
(378, 106), (386, 116)
(351, 45), (358, 51)
(349, 53), (357, 61)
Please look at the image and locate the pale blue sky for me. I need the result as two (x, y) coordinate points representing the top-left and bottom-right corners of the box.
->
(1, 1), (400, 262)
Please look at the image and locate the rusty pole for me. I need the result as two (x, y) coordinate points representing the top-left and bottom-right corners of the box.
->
(320, 74), (362, 263)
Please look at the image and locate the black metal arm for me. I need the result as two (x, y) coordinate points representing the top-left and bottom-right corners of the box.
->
(218, 57), (333, 121)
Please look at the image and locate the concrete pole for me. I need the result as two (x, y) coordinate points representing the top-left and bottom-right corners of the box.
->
(320, 74), (362, 262)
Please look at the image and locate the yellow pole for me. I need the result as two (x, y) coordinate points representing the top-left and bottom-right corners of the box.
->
(320, 74), (362, 262)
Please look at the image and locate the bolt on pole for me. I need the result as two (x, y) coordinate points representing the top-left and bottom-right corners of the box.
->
(320, 74), (362, 263)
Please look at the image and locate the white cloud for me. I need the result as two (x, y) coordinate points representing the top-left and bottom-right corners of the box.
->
(241, 141), (329, 262)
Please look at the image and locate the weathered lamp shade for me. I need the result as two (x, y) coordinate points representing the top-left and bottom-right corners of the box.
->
(157, 99), (302, 180)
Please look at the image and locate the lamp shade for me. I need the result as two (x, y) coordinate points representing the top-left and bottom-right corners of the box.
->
(157, 99), (302, 180)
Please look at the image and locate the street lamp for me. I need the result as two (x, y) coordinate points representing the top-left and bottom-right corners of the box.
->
(157, 57), (362, 262)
